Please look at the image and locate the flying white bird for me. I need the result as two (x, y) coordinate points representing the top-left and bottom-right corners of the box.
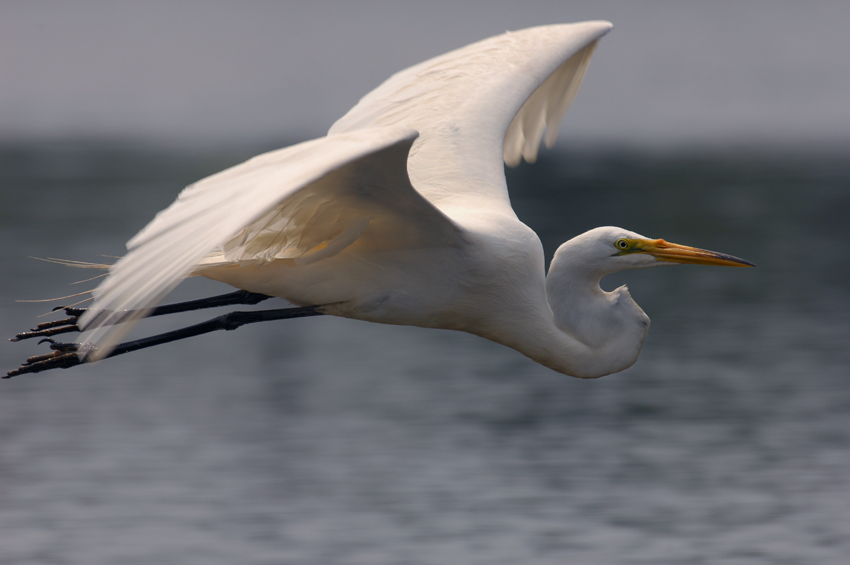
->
(8, 21), (752, 379)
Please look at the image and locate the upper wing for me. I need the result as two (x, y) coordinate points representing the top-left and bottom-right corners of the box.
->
(77, 22), (610, 359)
(330, 22), (612, 214)
(79, 126), (461, 359)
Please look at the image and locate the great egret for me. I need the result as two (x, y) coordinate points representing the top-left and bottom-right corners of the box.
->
(8, 21), (752, 379)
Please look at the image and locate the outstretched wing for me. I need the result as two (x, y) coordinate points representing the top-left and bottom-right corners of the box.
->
(330, 21), (612, 214)
(79, 127), (461, 360)
(78, 22), (611, 360)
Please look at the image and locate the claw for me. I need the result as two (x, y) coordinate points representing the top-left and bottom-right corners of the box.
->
(34, 317), (78, 330)
(10, 309), (81, 342)
(6, 341), (85, 378)
(48, 340), (79, 352)
(10, 323), (81, 342)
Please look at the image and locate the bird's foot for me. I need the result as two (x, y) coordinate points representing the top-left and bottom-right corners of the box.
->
(5, 339), (94, 378)
(9, 306), (86, 342)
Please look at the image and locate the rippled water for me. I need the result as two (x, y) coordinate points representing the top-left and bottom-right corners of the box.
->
(1, 141), (848, 564)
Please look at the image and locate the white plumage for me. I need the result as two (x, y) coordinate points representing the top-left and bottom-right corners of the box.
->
(78, 21), (751, 378)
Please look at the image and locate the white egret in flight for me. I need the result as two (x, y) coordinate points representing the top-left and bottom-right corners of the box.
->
(8, 21), (752, 379)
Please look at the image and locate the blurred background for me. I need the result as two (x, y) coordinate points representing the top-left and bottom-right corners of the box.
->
(1, 2), (849, 563)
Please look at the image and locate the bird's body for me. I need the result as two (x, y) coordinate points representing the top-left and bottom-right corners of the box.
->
(199, 206), (651, 378)
(18, 21), (751, 379)
(201, 201), (568, 369)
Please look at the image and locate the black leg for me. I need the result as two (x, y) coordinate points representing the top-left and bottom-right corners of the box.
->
(5, 305), (325, 378)
(102, 289), (271, 317)
(10, 290), (273, 342)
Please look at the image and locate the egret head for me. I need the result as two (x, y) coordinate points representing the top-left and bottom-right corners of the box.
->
(542, 226), (753, 377)
(553, 226), (754, 279)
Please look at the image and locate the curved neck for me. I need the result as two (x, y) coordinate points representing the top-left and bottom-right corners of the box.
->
(466, 265), (649, 379)
(478, 245), (649, 379)
(536, 246), (649, 378)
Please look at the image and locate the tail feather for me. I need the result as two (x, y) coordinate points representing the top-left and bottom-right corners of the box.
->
(23, 253), (223, 311)
(32, 257), (114, 270)
(19, 257), (111, 310)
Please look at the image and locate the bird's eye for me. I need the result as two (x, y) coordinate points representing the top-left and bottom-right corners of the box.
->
(615, 239), (629, 250)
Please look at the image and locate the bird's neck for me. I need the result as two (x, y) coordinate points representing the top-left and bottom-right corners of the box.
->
(517, 254), (650, 379)
(468, 272), (649, 379)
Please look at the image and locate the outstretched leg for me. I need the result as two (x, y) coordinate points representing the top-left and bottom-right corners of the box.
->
(6, 305), (325, 378)
(11, 289), (273, 342)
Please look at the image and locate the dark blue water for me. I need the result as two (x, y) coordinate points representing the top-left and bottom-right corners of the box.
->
(1, 141), (848, 564)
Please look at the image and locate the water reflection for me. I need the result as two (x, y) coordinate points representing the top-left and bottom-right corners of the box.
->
(0, 141), (848, 563)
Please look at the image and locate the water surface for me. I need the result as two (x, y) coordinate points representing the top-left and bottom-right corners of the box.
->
(1, 141), (848, 564)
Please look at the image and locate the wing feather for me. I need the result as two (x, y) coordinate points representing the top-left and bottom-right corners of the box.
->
(330, 22), (612, 212)
(76, 22), (612, 361)
(79, 127), (460, 359)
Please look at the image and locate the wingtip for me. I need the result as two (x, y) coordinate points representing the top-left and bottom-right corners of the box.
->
(584, 20), (614, 36)
(544, 21), (613, 44)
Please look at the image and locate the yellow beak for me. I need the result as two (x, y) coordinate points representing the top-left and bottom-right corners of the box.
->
(633, 238), (754, 267)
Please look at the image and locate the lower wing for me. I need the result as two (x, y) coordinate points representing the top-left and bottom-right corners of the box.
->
(79, 126), (462, 360)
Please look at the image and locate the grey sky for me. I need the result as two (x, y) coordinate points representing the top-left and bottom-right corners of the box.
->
(2, 1), (848, 147)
